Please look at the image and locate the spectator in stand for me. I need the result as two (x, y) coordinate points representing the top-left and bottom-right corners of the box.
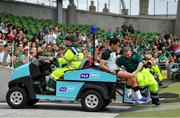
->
(96, 45), (106, 63)
(18, 30), (26, 37)
(38, 30), (46, 41)
(13, 48), (23, 68)
(161, 45), (170, 57)
(56, 46), (65, 58)
(30, 47), (37, 61)
(143, 49), (153, 61)
(0, 43), (12, 67)
(22, 25), (28, 35)
(158, 51), (168, 66)
(0, 22), (5, 32)
(167, 33), (173, 49)
(7, 29), (17, 42)
(152, 53), (159, 65)
(167, 55), (177, 69)
(41, 43), (47, 52)
(36, 47), (44, 59)
(82, 47), (91, 60)
(0, 32), (3, 40)
(116, 47), (121, 58)
(31, 42), (37, 48)
(52, 44), (59, 57)
(34, 38), (41, 47)
(43, 44), (54, 57)
(101, 38), (108, 48)
(64, 30), (69, 37)
(22, 37), (28, 45)
(44, 30), (56, 44)
(105, 29), (113, 39)
(52, 27), (60, 40)
(80, 31), (87, 42)
(154, 36), (160, 50)
(122, 33), (132, 47)
(95, 34), (100, 48)
(121, 22), (128, 33)
(22, 47), (30, 64)
(128, 24), (134, 34)
(2, 26), (9, 38)
(0, 41), (4, 67)
(115, 27), (123, 38)
(0, 41), (4, 52)
(152, 45), (158, 54)
(18, 43), (24, 52)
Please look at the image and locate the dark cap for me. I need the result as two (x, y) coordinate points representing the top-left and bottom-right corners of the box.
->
(4, 43), (12, 48)
(65, 36), (74, 42)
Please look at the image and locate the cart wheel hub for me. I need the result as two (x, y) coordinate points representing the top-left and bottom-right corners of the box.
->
(85, 94), (99, 108)
(10, 91), (23, 105)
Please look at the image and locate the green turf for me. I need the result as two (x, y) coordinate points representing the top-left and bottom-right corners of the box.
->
(115, 82), (180, 118)
(116, 108), (180, 117)
(160, 82), (180, 95)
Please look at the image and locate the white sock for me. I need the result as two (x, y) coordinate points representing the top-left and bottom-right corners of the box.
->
(134, 90), (143, 99)
(126, 88), (132, 97)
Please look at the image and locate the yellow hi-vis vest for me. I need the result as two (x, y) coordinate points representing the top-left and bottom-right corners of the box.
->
(58, 47), (84, 70)
(146, 60), (163, 81)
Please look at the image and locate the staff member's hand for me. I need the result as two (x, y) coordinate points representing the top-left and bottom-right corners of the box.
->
(110, 69), (116, 74)
(132, 71), (136, 76)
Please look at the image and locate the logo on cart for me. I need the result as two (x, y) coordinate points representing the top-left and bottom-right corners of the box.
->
(80, 73), (90, 79)
(90, 73), (100, 78)
(59, 87), (67, 91)
(59, 86), (74, 92)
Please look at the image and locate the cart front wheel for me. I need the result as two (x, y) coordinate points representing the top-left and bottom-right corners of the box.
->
(6, 87), (28, 109)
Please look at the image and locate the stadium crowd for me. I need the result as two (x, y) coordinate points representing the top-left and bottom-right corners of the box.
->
(0, 20), (180, 70)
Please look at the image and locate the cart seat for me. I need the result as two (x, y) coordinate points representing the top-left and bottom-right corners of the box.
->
(80, 58), (93, 69)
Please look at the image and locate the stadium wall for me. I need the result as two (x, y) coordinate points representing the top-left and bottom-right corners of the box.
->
(175, 0), (180, 37)
(77, 10), (175, 33)
(0, 67), (13, 101)
(0, 0), (67, 24)
(0, 0), (175, 32)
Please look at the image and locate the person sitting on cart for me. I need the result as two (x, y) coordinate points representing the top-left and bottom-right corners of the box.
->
(99, 38), (150, 103)
(116, 47), (160, 105)
(47, 36), (84, 92)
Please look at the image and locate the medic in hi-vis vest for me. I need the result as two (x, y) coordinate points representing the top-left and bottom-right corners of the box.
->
(147, 58), (164, 86)
(136, 61), (160, 105)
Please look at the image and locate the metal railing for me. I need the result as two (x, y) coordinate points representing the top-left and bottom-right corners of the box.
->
(159, 62), (180, 79)
(12, 0), (178, 17)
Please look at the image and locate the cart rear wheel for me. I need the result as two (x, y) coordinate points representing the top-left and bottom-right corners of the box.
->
(6, 87), (28, 109)
(81, 90), (104, 112)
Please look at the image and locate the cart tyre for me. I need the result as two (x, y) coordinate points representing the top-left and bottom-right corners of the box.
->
(81, 90), (104, 112)
(6, 87), (28, 109)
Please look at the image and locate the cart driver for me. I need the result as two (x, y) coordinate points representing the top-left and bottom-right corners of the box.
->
(46, 36), (84, 92)
(99, 38), (150, 103)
